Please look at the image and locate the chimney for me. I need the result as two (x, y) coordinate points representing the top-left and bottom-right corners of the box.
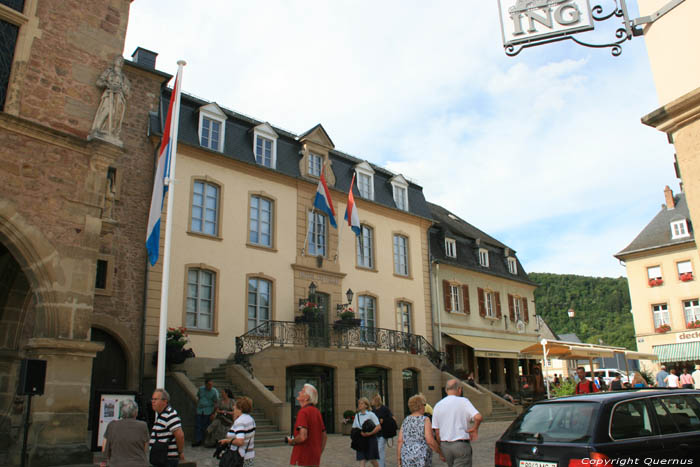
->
(131, 47), (158, 69)
(664, 185), (675, 209)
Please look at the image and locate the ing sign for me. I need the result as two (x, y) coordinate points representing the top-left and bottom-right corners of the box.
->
(498, 0), (594, 48)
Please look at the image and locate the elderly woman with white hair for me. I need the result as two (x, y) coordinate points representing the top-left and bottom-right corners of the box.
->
(102, 399), (149, 466)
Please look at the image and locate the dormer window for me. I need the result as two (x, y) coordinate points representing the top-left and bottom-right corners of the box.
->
(252, 122), (278, 169)
(507, 257), (517, 274)
(445, 238), (456, 258)
(671, 219), (690, 239)
(308, 152), (322, 177)
(354, 162), (374, 200)
(390, 174), (409, 211)
(478, 248), (489, 267)
(197, 103), (226, 152)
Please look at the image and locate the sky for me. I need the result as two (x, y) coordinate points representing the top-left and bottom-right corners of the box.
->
(123, 0), (677, 278)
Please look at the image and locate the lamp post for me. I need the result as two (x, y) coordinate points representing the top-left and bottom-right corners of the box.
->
(336, 288), (354, 315)
(298, 282), (318, 309)
(541, 338), (551, 399)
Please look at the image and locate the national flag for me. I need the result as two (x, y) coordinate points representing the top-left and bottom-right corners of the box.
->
(313, 171), (337, 228)
(146, 72), (182, 266)
(344, 173), (361, 236)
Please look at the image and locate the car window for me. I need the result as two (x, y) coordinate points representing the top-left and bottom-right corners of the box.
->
(651, 398), (680, 434)
(507, 402), (596, 443)
(658, 396), (700, 433)
(610, 399), (654, 439)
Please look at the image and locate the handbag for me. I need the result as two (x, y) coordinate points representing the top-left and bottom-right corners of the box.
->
(217, 438), (251, 467)
(149, 441), (169, 467)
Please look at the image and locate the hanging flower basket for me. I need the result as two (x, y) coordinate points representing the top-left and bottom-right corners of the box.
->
(655, 324), (671, 334)
(296, 301), (322, 323)
(151, 327), (195, 367)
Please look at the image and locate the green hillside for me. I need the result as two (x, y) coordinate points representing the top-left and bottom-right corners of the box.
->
(529, 272), (636, 350)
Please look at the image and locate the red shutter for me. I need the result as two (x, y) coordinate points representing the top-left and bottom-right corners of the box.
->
(508, 294), (515, 322)
(443, 280), (452, 312)
(495, 292), (502, 318)
(462, 285), (470, 314)
(478, 287), (486, 317)
(523, 298), (529, 323)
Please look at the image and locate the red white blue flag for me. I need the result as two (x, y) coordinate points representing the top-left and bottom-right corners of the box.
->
(313, 171), (337, 228)
(344, 173), (361, 236)
(146, 71), (182, 266)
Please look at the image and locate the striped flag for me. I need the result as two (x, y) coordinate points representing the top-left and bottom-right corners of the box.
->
(146, 70), (183, 266)
(313, 170), (337, 228)
(344, 173), (361, 236)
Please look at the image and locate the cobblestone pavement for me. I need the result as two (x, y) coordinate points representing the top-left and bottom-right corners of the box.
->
(185, 421), (510, 467)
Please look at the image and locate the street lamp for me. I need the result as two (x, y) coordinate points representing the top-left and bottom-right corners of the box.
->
(299, 282), (318, 308)
(541, 338), (551, 399)
(336, 288), (354, 314)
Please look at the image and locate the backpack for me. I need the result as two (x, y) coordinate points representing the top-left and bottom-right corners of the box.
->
(382, 416), (397, 439)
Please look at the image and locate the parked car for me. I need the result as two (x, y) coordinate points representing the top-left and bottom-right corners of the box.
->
(584, 368), (630, 386)
(495, 389), (700, 466)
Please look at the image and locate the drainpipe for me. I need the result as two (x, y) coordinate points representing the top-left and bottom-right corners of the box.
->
(432, 261), (443, 351)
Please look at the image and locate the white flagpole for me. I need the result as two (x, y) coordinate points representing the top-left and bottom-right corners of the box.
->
(156, 60), (186, 389)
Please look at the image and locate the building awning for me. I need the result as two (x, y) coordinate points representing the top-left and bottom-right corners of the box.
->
(447, 334), (537, 359)
(617, 350), (658, 361)
(520, 340), (619, 360)
(653, 341), (700, 362)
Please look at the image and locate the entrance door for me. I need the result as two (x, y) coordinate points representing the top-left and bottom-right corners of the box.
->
(287, 365), (335, 433)
(402, 369), (418, 417)
(309, 292), (330, 347)
(355, 367), (388, 406)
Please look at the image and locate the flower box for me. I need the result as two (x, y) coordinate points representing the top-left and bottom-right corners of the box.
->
(333, 318), (362, 330)
(680, 273), (693, 282)
(686, 321), (700, 329)
(655, 324), (671, 333)
(648, 278), (663, 287)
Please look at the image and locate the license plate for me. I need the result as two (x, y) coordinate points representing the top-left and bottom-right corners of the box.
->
(519, 461), (557, 467)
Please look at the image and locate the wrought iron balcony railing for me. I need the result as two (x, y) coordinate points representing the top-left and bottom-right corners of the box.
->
(234, 320), (444, 373)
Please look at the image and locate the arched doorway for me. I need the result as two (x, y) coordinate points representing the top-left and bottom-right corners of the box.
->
(402, 369), (419, 417)
(355, 366), (388, 406)
(88, 328), (128, 438)
(286, 365), (335, 433)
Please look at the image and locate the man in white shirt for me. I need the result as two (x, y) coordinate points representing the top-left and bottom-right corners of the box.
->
(692, 364), (700, 390)
(432, 379), (483, 467)
(665, 368), (680, 388)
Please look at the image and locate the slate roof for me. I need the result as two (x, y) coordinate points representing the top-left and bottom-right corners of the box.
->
(149, 89), (432, 220)
(615, 192), (694, 258)
(428, 202), (536, 286)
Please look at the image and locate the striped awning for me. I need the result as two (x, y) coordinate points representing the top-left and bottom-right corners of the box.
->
(653, 341), (700, 362)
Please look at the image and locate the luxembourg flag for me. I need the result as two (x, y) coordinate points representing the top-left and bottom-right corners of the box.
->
(344, 173), (361, 236)
(313, 171), (337, 228)
(146, 68), (183, 266)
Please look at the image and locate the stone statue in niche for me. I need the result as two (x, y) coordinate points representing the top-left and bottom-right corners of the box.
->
(90, 55), (130, 145)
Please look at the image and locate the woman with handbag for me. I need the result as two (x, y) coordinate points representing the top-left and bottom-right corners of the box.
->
(206, 389), (235, 447)
(218, 396), (255, 467)
(352, 397), (381, 467)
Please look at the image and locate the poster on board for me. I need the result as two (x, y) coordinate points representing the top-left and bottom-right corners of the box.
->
(96, 393), (137, 449)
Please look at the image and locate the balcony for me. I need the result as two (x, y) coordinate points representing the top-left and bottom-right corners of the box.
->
(235, 320), (443, 373)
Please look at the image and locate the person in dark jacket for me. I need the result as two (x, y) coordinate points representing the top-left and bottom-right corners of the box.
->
(610, 374), (623, 391)
(371, 394), (396, 467)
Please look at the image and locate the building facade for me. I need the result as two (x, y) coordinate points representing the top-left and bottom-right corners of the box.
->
(615, 187), (700, 369)
(144, 89), (443, 432)
(0, 1), (165, 464)
(427, 202), (540, 395)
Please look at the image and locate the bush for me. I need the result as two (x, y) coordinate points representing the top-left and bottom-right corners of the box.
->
(551, 378), (575, 398)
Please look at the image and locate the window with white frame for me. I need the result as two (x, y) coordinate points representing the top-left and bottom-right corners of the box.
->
(647, 266), (662, 280)
(449, 285), (462, 312)
(252, 123), (278, 169)
(508, 257), (517, 274)
(677, 260), (692, 277)
(308, 152), (322, 177)
(393, 234), (409, 276)
(355, 162), (375, 200)
(247, 277), (271, 331)
(198, 103), (226, 152)
(479, 248), (489, 267)
(445, 238), (457, 258)
(652, 303), (670, 328)
(186, 268), (215, 331)
(308, 211), (326, 256)
(485, 291), (496, 317)
(514, 296), (522, 321)
(359, 295), (376, 342)
(357, 225), (374, 268)
(191, 181), (219, 236)
(390, 174), (409, 211)
(683, 299), (700, 326)
(249, 195), (273, 247)
(398, 301), (412, 334)
(671, 219), (690, 239)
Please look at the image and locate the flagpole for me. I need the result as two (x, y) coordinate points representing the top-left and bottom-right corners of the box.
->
(156, 60), (186, 389)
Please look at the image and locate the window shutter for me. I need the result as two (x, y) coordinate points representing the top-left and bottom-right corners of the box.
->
(523, 298), (529, 323)
(478, 287), (486, 317)
(443, 280), (452, 312)
(495, 292), (502, 318)
(462, 285), (470, 314)
(508, 294), (515, 322)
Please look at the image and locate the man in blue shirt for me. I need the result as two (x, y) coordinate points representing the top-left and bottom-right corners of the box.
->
(655, 365), (668, 388)
(193, 379), (218, 447)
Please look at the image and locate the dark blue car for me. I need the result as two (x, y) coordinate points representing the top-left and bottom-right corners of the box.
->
(495, 389), (700, 466)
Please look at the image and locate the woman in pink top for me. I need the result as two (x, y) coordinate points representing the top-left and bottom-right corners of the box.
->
(680, 368), (694, 388)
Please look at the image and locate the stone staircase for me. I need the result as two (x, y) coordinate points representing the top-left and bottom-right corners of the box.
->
(192, 361), (287, 447)
(486, 402), (519, 423)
